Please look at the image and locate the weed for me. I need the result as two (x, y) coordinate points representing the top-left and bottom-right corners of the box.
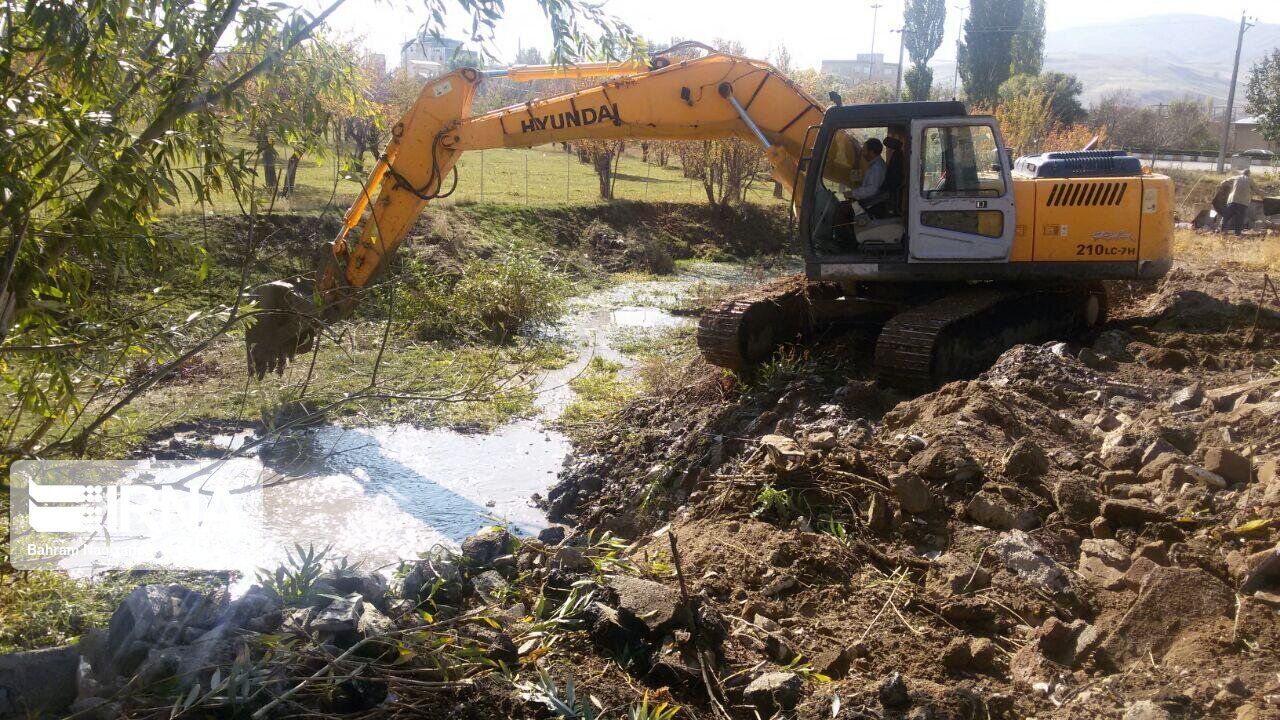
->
(752, 483), (795, 523)
(783, 654), (832, 683)
(256, 544), (331, 607)
(819, 516), (852, 546)
(515, 671), (601, 719)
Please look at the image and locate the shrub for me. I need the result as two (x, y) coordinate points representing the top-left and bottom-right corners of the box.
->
(452, 253), (571, 339)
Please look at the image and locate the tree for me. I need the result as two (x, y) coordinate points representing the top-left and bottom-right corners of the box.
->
(515, 46), (546, 65)
(999, 72), (1085, 124)
(0, 0), (636, 456)
(1090, 93), (1215, 152)
(1011, 0), (1045, 76)
(903, 0), (946, 101)
(1245, 49), (1280, 144)
(957, 0), (1024, 105)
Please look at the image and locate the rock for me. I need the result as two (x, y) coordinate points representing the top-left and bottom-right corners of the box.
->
(1099, 567), (1235, 667)
(1204, 448), (1252, 485)
(471, 570), (509, 603)
(1160, 464), (1194, 490)
(1073, 623), (1104, 664)
(537, 524), (568, 545)
(551, 545), (592, 572)
(812, 646), (852, 679)
(1081, 538), (1132, 571)
(969, 638), (998, 672)
(1140, 438), (1180, 468)
(891, 472), (933, 514)
(1003, 438), (1050, 478)
(760, 434), (805, 471)
(1259, 459), (1279, 504)
(461, 526), (512, 568)
(761, 573), (798, 598)
(1205, 376), (1280, 410)
(314, 568), (388, 609)
(175, 621), (244, 686)
(1241, 543), (1280, 593)
(356, 604), (396, 638)
(992, 530), (1070, 593)
(941, 637), (972, 671)
(1185, 465), (1228, 490)
(0, 645), (78, 718)
(1054, 476), (1101, 523)
(878, 672), (911, 708)
(1094, 329), (1132, 359)
(1168, 384), (1204, 411)
(909, 441), (982, 482)
(744, 672), (803, 716)
(1102, 499), (1167, 527)
(1124, 700), (1172, 720)
(807, 430), (838, 450)
(966, 487), (1039, 530)
(1090, 516), (1114, 539)
(1077, 555), (1126, 589)
(1100, 470), (1138, 489)
(1138, 347), (1190, 371)
(1138, 452), (1184, 482)
(605, 575), (683, 636)
(401, 550), (465, 605)
(586, 602), (636, 652)
(103, 584), (224, 676)
(221, 585), (282, 631)
(457, 624), (518, 664)
(1136, 541), (1169, 566)
(866, 491), (892, 532)
(312, 595), (364, 635)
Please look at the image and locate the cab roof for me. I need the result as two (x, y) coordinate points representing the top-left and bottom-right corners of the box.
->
(822, 100), (968, 126)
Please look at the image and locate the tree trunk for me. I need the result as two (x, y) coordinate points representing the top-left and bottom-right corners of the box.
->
(592, 150), (614, 199)
(282, 152), (302, 198)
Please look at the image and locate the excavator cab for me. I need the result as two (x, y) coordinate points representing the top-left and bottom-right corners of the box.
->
(800, 101), (1016, 278)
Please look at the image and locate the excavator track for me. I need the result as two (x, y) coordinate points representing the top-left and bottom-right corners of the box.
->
(696, 279), (838, 372)
(874, 283), (1107, 390)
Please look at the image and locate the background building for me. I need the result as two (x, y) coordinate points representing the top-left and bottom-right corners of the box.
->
(400, 35), (480, 78)
(821, 54), (899, 85)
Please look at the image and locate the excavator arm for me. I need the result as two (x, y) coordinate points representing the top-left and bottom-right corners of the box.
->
(247, 49), (847, 377)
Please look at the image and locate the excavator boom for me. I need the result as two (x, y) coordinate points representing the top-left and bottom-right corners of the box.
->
(247, 50), (837, 376)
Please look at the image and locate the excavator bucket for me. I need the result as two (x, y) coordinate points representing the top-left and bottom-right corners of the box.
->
(245, 280), (320, 379)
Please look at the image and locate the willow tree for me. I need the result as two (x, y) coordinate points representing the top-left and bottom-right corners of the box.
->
(0, 0), (635, 456)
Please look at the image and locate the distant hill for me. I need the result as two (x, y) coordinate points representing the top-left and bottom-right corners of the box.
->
(1042, 14), (1280, 105)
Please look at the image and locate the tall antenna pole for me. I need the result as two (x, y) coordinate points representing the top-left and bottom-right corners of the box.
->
(894, 28), (909, 101)
(1217, 12), (1255, 173)
(870, 2), (883, 82)
(952, 2), (968, 97)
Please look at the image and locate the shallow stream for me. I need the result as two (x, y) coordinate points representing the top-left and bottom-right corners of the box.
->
(54, 262), (779, 586)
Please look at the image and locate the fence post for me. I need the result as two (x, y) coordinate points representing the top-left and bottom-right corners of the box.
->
(643, 159), (650, 200)
(565, 150), (570, 203)
(480, 150), (485, 201)
(524, 151), (529, 205)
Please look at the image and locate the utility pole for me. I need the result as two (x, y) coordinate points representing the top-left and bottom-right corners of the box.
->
(1217, 12), (1255, 172)
(952, 2), (968, 98)
(869, 2), (883, 82)
(893, 28), (909, 101)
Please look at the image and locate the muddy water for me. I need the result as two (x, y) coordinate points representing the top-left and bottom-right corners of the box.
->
(70, 262), (778, 585)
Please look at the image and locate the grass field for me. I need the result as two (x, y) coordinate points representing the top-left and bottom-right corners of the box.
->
(163, 143), (787, 216)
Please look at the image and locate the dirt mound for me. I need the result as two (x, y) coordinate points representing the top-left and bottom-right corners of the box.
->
(539, 256), (1280, 718)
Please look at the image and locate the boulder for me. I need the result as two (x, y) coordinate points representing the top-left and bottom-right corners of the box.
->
(471, 570), (509, 603)
(103, 584), (225, 676)
(891, 472), (933, 514)
(1054, 476), (1101, 523)
(311, 594), (364, 635)
(1003, 438), (1051, 479)
(992, 530), (1070, 594)
(1204, 448), (1252, 485)
(966, 486), (1040, 530)
(401, 550), (465, 605)
(604, 575), (683, 637)
(461, 527), (513, 568)
(760, 434), (805, 472)
(1102, 499), (1167, 527)
(1098, 566), (1235, 667)
(537, 524), (569, 546)
(744, 672), (803, 716)
(313, 568), (388, 609)
(909, 441), (982, 482)
(0, 645), (79, 718)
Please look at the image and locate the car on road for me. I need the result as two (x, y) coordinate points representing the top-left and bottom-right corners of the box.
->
(1236, 149), (1276, 160)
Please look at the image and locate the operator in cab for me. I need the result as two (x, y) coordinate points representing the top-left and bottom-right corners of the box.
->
(844, 138), (886, 204)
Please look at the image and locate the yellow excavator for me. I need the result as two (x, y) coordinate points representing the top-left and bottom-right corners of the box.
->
(246, 43), (1173, 388)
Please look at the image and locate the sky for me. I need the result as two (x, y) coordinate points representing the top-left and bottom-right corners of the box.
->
(320, 0), (1280, 71)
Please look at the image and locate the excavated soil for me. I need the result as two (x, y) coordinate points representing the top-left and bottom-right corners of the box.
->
(531, 255), (1280, 719)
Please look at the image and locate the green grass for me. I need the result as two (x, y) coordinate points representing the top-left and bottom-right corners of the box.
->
(553, 357), (637, 441)
(160, 143), (787, 216)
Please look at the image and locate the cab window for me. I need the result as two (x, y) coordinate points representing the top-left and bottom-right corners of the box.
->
(920, 125), (1004, 198)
